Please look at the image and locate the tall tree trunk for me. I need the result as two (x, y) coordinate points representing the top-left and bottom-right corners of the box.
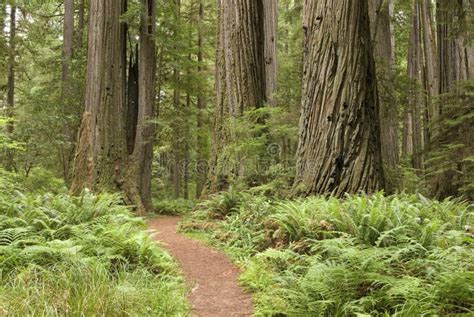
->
(6, 4), (15, 136)
(195, 0), (207, 198)
(4, 3), (16, 171)
(61, 0), (75, 180)
(419, 0), (439, 148)
(70, 0), (128, 194)
(78, 0), (86, 46)
(369, 0), (400, 193)
(264, 0), (278, 105)
(293, 0), (383, 196)
(125, 0), (156, 214)
(172, 0), (181, 199)
(184, 91), (190, 200)
(206, 0), (266, 193)
(407, 3), (424, 171)
(62, 0), (74, 84)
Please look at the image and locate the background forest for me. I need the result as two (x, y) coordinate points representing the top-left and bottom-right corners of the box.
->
(0, 0), (472, 202)
(0, 0), (473, 316)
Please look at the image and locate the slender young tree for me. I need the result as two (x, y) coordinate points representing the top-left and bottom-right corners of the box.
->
(6, 3), (16, 137)
(61, 0), (75, 180)
(4, 3), (16, 171)
(172, 0), (182, 198)
(195, 0), (207, 198)
(293, 0), (383, 196)
(62, 0), (74, 85)
(70, 0), (128, 194)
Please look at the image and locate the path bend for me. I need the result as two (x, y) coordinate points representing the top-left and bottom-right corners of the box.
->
(149, 216), (253, 317)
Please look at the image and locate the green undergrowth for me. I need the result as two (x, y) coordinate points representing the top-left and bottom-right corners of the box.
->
(0, 170), (189, 316)
(181, 191), (474, 316)
(152, 198), (195, 215)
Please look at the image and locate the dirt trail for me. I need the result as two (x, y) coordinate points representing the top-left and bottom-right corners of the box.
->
(149, 216), (253, 317)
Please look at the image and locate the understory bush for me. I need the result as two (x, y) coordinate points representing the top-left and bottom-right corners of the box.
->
(0, 170), (189, 316)
(182, 191), (474, 316)
(152, 198), (195, 215)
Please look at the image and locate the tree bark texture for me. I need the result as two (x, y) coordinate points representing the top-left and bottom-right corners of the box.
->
(369, 0), (400, 193)
(433, 0), (473, 197)
(206, 0), (266, 193)
(419, 0), (439, 145)
(70, 0), (128, 194)
(406, 3), (424, 171)
(293, 0), (384, 196)
(124, 0), (156, 214)
(264, 0), (278, 105)
(437, 0), (473, 94)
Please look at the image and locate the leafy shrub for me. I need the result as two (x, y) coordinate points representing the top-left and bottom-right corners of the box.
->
(152, 198), (195, 215)
(183, 192), (474, 316)
(22, 167), (66, 194)
(0, 179), (189, 316)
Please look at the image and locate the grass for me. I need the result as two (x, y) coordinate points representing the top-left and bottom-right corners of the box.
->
(0, 170), (189, 316)
(182, 190), (474, 316)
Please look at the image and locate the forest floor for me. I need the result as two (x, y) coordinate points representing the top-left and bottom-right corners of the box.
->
(149, 216), (253, 317)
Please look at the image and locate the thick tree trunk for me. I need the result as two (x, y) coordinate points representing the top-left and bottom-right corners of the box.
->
(124, 0), (156, 214)
(206, 0), (266, 193)
(264, 0), (278, 105)
(70, 0), (128, 194)
(369, 0), (400, 193)
(292, 0), (383, 196)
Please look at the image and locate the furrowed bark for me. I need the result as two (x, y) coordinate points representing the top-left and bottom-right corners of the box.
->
(369, 0), (400, 193)
(293, 0), (384, 196)
(70, 0), (128, 194)
(125, 0), (157, 214)
(206, 0), (266, 193)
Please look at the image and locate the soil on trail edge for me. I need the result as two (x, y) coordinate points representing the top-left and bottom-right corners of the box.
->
(149, 216), (253, 317)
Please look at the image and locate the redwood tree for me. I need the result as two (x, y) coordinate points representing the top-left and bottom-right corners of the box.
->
(369, 0), (400, 193)
(124, 0), (157, 213)
(206, 0), (266, 192)
(70, 0), (128, 194)
(293, 0), (383, 196)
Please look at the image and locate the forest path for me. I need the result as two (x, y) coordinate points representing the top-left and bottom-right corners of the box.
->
(149, 216), (253, 317)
